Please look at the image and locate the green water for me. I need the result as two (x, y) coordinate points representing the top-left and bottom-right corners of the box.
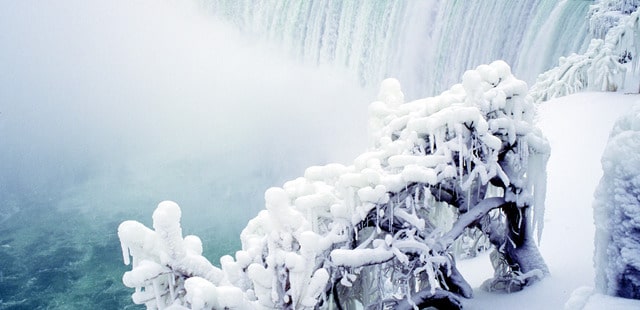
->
(0, 194), (243, 309)
(0, 204), (133, 309)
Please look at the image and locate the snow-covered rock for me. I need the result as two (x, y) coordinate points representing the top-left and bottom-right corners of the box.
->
(594, 104), (640, 299)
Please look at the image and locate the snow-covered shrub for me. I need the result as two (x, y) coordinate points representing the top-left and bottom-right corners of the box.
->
(117, 201), (248, 309)
(118, 60), (550, 309)
(594, 104), (640, 300)
(531, 3), (640, 102)
(589, 0), (640, 38)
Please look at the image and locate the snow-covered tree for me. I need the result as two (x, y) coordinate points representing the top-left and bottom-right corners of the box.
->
(594, 104), (640, 300)
(118, 60), (550, 309)
(531, 1), (640, 102)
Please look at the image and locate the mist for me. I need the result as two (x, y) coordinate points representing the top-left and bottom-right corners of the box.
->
(0, 0), (371, 236)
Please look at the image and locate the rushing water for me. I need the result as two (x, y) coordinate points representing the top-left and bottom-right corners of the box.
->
(203, 0), (594, 99)
(0, 0), (595, 308)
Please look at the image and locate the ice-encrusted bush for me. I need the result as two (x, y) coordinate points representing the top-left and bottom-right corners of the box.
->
(118, 60), (550, 309)
(594, 104), (640, 300)
(589, 0), (640, 38)
(531, 2), (640, 102)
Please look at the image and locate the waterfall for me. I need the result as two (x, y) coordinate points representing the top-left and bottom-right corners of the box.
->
(201, 0), (594, 99)
(200, 1), (410, 93)
(515, 0), (593, 86)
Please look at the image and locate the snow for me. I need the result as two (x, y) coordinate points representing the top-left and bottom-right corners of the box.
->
(579, 292), (640, 310)
(458, 92), (640, 309)
(565, 286), (640, 310)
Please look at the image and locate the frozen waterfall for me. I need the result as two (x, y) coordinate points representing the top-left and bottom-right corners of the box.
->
(201, 0), (593, 99)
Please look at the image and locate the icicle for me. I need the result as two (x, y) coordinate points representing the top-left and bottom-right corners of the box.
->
(517, 207), (523, 235)
(152, 278), (165, 310)
(430, 134), (435, 154)
(390, 201), (394, 234)
(377, 205), (383, 234)
(458, 126), (464, 180)
(467, 187), (471, 211)
(169, 274), (176, 302)
(528, 150), (549, 244)
(121, 243), (130, 266)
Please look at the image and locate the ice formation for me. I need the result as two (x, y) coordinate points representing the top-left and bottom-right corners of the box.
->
(531, 2), (640, 102)
(118, 61), (550, 309)
(594, 104), (640, 300)
(204, 1), (592, 98)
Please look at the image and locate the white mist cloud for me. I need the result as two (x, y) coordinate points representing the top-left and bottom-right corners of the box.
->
(0, 0), (372, 228)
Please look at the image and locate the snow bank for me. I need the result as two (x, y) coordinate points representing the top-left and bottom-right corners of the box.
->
(565, 287), (640, 310)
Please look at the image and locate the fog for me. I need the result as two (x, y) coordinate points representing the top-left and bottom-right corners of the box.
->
(0, 1), (371, 238)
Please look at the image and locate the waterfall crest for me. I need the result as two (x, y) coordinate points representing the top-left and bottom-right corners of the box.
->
(203, 0), (594, 99)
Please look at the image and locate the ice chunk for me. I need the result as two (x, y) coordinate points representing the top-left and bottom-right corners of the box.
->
(300, 269), (330, 307)
(462, 70), (484, 94)
(377, 78), (404, 106)
(357, 185), (389, 203)
(184, 277), (217, 310)
(401, 165), (438, 185)
(122, 259), (167, 288)
(265, 187), (290, 212)
(184, 235), (203, 256)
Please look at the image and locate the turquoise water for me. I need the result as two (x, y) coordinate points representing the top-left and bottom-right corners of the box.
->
(0, 203), (138, 309)
(0, 152), (307, 308)
(0, 174), (261, 309)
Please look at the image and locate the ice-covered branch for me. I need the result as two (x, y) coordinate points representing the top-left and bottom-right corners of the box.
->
(118, 60), (549, 309)
(434, 197), (506, 253)
(118, 201), (241, 309)
(531, 4), (640, 102)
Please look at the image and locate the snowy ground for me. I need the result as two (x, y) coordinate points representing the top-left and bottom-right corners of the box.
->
(458, 92), (640, 309)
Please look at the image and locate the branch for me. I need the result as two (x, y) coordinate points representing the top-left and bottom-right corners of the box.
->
(330, 247), (394, 267)
(434, 197), (506, 253)
(441, 259), (473, 298)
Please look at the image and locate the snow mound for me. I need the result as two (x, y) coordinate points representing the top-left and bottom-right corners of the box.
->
(566, 286), (640, 310)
